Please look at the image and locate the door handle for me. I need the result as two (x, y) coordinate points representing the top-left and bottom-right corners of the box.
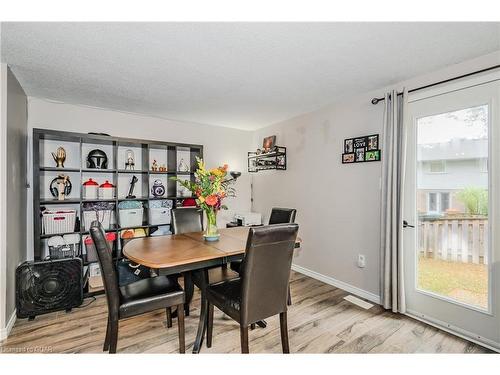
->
(403, 220), (415, 229)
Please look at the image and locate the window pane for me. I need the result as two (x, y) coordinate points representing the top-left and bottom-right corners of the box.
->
(440, 192), (450, 212)
(428, 193), (437, 212)
(416, 105), (489, 310)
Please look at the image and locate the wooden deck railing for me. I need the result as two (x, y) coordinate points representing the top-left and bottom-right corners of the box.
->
(418, 217), (488, 264)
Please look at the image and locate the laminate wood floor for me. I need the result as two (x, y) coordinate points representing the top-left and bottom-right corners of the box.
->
(0, 271), (491, 354)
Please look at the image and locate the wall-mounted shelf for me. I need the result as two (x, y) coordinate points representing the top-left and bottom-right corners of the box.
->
(248, 146), (287, 172)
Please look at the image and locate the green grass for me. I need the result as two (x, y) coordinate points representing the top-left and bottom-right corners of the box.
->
(418, 256), (488, 309)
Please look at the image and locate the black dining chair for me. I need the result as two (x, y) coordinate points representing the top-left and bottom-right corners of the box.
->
(230, 207), (297, 305)
(171, 207), (240, 352)
(206, 223), (299, 353)
(90, 221), (186, 354)
(171, 207), (204, 235)
(171, 207), (239, 286)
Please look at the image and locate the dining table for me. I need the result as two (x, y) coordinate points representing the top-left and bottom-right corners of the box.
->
(122, 226), (301, 353)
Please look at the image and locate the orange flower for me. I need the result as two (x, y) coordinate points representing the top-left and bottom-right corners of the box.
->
(205, 194), (218, 206)
(222, 164), (228, 170)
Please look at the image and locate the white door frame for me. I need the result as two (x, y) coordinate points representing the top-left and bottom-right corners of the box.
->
(404, 71), (500, 352)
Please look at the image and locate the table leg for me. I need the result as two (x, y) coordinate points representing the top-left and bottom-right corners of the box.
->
(192, 291), (207, 354)
(183, 271), (194, 317)
(192, 268), (209, 354)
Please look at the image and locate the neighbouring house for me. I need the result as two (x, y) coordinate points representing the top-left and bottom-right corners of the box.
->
(417, 137), (488, 216)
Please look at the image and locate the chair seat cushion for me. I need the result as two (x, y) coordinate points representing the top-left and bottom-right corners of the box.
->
(207, 267), (240, 285)
(192, 266), (240, 289)
(229, 260), (242, 274)
(206, 278), (242, 320)
(119, 276), (185, 318)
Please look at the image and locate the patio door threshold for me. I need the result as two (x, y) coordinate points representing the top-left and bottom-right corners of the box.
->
(405, 310), (500, 353)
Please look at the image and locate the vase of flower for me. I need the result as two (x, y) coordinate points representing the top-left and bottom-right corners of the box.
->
(204, 207), (219, 241)
(171, 157), (236, 242)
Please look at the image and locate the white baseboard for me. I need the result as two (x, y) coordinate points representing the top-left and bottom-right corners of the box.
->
(0, 310), (16, 341)
(291, 263), (381, 305)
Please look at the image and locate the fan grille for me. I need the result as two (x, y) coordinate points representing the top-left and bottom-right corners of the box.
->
(16, 258), (83, 318)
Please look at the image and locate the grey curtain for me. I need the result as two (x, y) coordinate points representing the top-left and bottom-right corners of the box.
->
(380, 88), (408, 313)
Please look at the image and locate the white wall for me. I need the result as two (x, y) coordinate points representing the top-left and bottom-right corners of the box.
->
(251, 50), (500, 301)
(26, 98), (253, 259)
(0, 64), (28, 340)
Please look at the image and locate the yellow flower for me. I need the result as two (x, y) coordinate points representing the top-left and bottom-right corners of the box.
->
(198, 196), (205, 203)
(210, 168), (224, 177)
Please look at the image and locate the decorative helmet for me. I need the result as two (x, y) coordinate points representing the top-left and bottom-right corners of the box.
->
(87, 149), (108, 169)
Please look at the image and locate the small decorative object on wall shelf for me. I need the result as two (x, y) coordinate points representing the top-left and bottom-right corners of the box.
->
(51, 147), (66, 168)
(262, 135), (276, 152)
(87, 149), (108, 169)
(159, 164), (167, 172)
(342, 134), (381, 164)
(124, 149), (135, 170)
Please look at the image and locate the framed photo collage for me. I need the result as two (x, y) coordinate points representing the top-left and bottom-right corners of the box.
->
(342, 134), (381, 164)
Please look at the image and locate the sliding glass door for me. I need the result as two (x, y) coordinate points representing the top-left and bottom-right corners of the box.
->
(403, 78), (500, 350)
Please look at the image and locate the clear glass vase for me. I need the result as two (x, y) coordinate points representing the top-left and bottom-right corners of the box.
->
(204, 208), (219, 241)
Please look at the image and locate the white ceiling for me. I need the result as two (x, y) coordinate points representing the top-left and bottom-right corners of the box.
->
(2, 22), (500, 130)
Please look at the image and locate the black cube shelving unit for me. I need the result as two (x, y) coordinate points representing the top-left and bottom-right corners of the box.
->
(33, 128), (202, 296)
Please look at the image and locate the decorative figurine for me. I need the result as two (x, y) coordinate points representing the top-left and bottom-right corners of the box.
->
(159, 164), (167, 172)
(51, 147), (66, 168)
(124, 149), (135, 170)
(126, 175), (138, 199)
(50, 174), (72, 200)
(87, 149), (108, 169)
(151, 159), (158, 171)
(151, 180), (165, 197)
(178, 158), (189, 172)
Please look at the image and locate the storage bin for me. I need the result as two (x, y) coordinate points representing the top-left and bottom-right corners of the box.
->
(119, 207), (144, 228)
(83, 209), (112, 230)
(42, 209), (77, 235)
(48, 233), (81, 259)
(84, 232), (116, 263)
(148, 207), (171, 225)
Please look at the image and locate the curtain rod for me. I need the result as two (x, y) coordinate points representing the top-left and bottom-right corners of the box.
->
(371, 64), (500, 105)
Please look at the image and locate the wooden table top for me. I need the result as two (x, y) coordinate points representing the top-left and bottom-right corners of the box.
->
(122, 227), (300, 269)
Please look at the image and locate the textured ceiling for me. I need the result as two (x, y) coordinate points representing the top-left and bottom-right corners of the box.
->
(1, 22), (500, 130)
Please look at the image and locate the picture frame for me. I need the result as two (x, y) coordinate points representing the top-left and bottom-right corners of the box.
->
(355, 148), (365, 162)
(368, 135), (379, 150)
(342, 134), (380, 164)
(342, 153), (355, 163)
(344, 139), (354, 153)
(365, 150), (380, 161)
(262, 135), (276, 151)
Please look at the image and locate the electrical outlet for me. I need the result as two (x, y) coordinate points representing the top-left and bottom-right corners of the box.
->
(357, 254), (366, 268)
